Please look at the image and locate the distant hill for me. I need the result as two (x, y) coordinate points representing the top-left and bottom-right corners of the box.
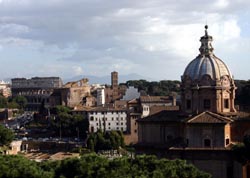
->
(64, 73), (150, 85)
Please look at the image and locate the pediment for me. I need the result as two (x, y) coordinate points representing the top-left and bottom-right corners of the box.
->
(185, 111), (233, 124)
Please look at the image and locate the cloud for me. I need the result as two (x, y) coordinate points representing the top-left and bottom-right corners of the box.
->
(72, 66), (84, 76)
(0, 0), (250, 80)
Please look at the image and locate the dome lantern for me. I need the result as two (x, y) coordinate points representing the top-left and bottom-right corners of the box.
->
(183, 26), (232, 81)
(199, 25), (214, 56)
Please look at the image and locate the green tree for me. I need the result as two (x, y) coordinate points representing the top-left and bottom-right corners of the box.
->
(87, 130), (125, 152)
(0, 95), (8, 108)
(232, 134), (250, 164)
(13, 96), (27, 110)
(125, 79), (181, 96)
(0, 125), (14, 146)
(7, 101), (19, 109)
(54, 105), (71, 114)
(0, 154), (211, 178)
(0, 155), (53, 178)
(50, 111), (89, 139)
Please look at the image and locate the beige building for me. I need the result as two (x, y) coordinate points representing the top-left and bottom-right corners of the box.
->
(50, 78), (91, 108)
(0, 80), (11, 98)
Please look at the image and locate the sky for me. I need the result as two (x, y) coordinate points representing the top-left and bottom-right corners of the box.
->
(0, 0), (250, 81)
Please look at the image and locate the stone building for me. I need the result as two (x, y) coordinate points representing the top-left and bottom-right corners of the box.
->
(50, 78), (91, 108)
(11, 77), (63, 111)
(136, 26), (248, 178)
(104, 71), (127, 104)
(111, 71), (119, 101)
(124, 95), (178, 145)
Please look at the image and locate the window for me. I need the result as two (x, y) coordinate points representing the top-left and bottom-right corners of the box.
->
(108, 123), (111, 126)
(167, 135), (173, 141)
(134, 129), (137, 133)
(186, 99), (191, 109)
(226, 138), (230, 145)
(204, 139), (211, 147)
(224, 99), (229, 109)
(90, 116), (94, 121)
(121, 122), (123, 125)
(116, 122), (119, 125)
(204, 99), (211, 109)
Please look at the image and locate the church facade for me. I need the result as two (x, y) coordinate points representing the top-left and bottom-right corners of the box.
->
(136, 26), (249, 178)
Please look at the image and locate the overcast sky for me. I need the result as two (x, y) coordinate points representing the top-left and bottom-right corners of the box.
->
(0, 0), (250, 81)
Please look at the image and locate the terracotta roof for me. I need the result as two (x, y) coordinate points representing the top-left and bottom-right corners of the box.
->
(128, 98), (139, 104)
(137, 110), (184, 122)
(149, 105), (179, 116)
(73, 105), (127, 112)
(140, 96), (172, 103)
(185, 111), (233, 124)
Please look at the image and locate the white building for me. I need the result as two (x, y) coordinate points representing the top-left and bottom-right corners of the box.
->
(96, 88), (105, 106)
(87, 107), (127, 133)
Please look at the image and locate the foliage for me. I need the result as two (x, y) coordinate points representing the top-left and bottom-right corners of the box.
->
(0, 154), (211, 178)
(51, 105), (71, 115)
(12, 96), (28, 109)
(50, 106), (89, 139)
(0, 125), (14, 146)
(124, 79), (181, 96)
(7, 101), (20, 109)
(0, 95), (8, 108)
(232, 134), (250, 164)
(235, 80), (250, 106)
(87, 130), (125, 152)
(0, 155), (53, 178)
(0, 95), (27, 110)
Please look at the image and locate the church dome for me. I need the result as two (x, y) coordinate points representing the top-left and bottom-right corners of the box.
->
(183, 25), (232, 81)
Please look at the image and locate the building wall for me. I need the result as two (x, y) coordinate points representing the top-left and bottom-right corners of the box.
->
(7, 141), (22, 155)
(12, 77), (63, 89)
(11, 77), (63, 111)
(138, 123), (181, 144)
(124, 114), (139, 145)
(50, 80), (91, 108)
(111, 71), (119, 100)
(231, 120), (250, 142)
(97, 88), (105, 106)
(185, 124), (225, 148)
(66, 86), (90, 108)
(88, 110), (127, 133)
